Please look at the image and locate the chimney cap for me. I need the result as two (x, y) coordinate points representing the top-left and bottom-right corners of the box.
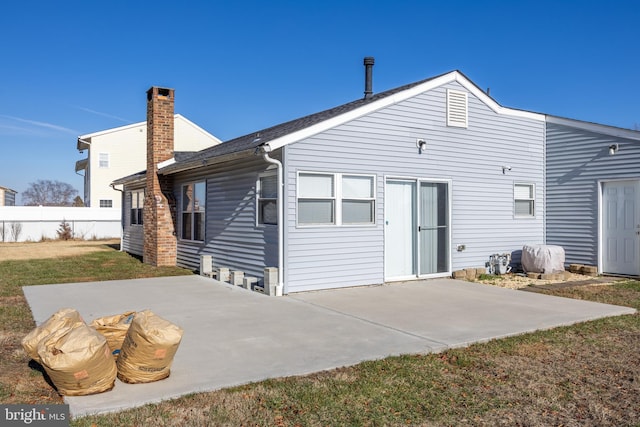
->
(146, 86), (175, 101)
(364, 57), (375, 65)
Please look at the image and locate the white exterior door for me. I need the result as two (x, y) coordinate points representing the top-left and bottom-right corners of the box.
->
(385, 180), (416, 279)
(602, 180), (640, 276)
(385, 179), (450, 280)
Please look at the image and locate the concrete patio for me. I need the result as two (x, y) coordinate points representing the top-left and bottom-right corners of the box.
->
(22, 275), (635, 418)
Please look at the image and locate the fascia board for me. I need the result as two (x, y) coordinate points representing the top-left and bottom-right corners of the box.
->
(266, 72), (544, 150)
(546, 115), (640, 141)
(157, 158), (176, 169)
(79, 121), (146, 139)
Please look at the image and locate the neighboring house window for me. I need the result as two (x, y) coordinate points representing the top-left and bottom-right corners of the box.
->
(257, 172), (278, 225)
(99, 199), (113, 208)
(297, 172), (375, 226)
(130, 191), (144, 225)
(514, 183), (535, 217)
(99, 153), (109, 168)
(447, 89), (468, 128)
(181, 181), (206, 241)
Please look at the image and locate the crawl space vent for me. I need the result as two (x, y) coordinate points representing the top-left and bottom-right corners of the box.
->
(447, 89), (468, 128)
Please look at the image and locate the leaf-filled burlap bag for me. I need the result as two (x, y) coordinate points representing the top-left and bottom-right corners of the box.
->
(90, 311), (136, 358)
(22, 308), (84, 363)
(116, 309), (184, 384)
(37, 322), (117, 396)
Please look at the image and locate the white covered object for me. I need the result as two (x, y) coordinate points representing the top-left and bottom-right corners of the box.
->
(521, 244), (565, 273)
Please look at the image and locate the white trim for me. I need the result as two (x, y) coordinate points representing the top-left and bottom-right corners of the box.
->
(158, 158), (176, 169)
(78, 114), (221, 143)
(267, 71), (545, 151)
(256, 170), (278, 227)
(546, 115), (640, 141)
(514, 182), (536, 218)
(296, 171), (376, 227)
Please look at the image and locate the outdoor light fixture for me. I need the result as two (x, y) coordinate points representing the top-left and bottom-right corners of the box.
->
(416, 139), (427, 152)
(502, 165), (512, 174)
(609, 144), (619, 156)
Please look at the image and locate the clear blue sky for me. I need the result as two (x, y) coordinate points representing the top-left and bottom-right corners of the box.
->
(1, 1), (638, 203)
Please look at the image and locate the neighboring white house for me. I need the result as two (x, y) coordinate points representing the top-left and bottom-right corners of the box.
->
(0, 186), (17, 206)
(75, 114), (221, 209)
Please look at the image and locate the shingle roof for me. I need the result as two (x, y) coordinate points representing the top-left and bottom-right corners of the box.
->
(159, 72), (448, 174)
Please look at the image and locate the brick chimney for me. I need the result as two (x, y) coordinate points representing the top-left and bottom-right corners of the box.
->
(143, 87), (177, 266)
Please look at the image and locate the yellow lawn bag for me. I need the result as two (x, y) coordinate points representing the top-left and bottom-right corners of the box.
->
(22, 308), (84, 363)
(37, 321), (117, 396)
(116, 310), (184, 384)
(90, 311), (136, 358)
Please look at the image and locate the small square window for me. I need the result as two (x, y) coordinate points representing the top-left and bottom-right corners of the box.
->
(99, 199), (113, 208)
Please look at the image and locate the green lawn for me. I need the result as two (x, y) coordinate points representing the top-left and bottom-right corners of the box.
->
(1, 246), (638, 426)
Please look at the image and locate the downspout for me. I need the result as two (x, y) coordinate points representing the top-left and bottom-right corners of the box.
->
(260, 143), (284, 296)
(110, 183), (125, 252)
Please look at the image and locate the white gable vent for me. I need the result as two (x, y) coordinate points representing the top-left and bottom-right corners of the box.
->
(447, 89), (468, 128)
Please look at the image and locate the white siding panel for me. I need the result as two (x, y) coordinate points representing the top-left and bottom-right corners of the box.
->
(546, 122), (640, 267)
(285, 82), (545, 292)
(174, 157), (279, 283)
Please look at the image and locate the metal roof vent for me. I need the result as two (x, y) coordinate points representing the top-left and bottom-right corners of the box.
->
(447, 89), (468, 128)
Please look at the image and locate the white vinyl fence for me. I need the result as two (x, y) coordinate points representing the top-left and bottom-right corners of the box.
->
(0, 206), (121, 242)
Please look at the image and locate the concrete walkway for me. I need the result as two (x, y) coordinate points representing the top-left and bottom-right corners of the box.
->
(22, 276), (635, 418)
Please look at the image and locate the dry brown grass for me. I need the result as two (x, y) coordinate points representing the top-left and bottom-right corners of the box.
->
(0, 239), (120, 261)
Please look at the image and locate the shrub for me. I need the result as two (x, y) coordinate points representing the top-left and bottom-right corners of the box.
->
(56, 220), (73, 241)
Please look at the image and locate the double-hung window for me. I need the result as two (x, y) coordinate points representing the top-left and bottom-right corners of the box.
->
(257, 172), (278, 225)
(181, 181), (206, 241)
(130, 190), (144, 225)
(99, 153), (109, 168)
(514, 183), (535, 218)
(297, 172), (375, 226)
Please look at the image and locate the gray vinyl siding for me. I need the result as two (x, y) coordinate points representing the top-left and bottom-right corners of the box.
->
(174, 157), (279, 281)
(121, 185), (144, 256)
(546, 122), (640, 267)
(284, 82), (545, 292)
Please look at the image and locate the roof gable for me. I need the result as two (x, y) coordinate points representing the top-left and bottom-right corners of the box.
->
(161, 70), (545, 175)
(546, 115), (640, 141)
(77, 114), (221, 150)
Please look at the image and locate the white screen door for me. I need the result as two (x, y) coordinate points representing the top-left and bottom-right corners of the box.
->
(603, 180), (640, 276)
(419, 182), (449, 275)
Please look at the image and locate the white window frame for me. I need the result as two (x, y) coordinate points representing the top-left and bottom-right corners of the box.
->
(296, 171), (376, 227)
(256, 171), (278, 226)
(99, 199), (113, 208)
(98, 152), (109, 168)
(130, 190), (144, 226)
(181, 181), (206, 242)
(514, 183), (535, 218)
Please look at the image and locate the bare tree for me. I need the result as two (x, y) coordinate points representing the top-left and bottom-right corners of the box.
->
(10, 222), (22, 242)
(22, 180), (78, 206)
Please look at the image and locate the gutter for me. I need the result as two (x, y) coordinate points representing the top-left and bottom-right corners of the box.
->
(259, 143), (284, 296)
(110, 183), (125, 252)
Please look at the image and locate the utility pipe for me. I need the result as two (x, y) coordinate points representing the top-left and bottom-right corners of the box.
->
(260, 144), (284, 296)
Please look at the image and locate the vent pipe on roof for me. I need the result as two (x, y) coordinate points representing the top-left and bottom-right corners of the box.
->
(364, 57), (375, 99)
